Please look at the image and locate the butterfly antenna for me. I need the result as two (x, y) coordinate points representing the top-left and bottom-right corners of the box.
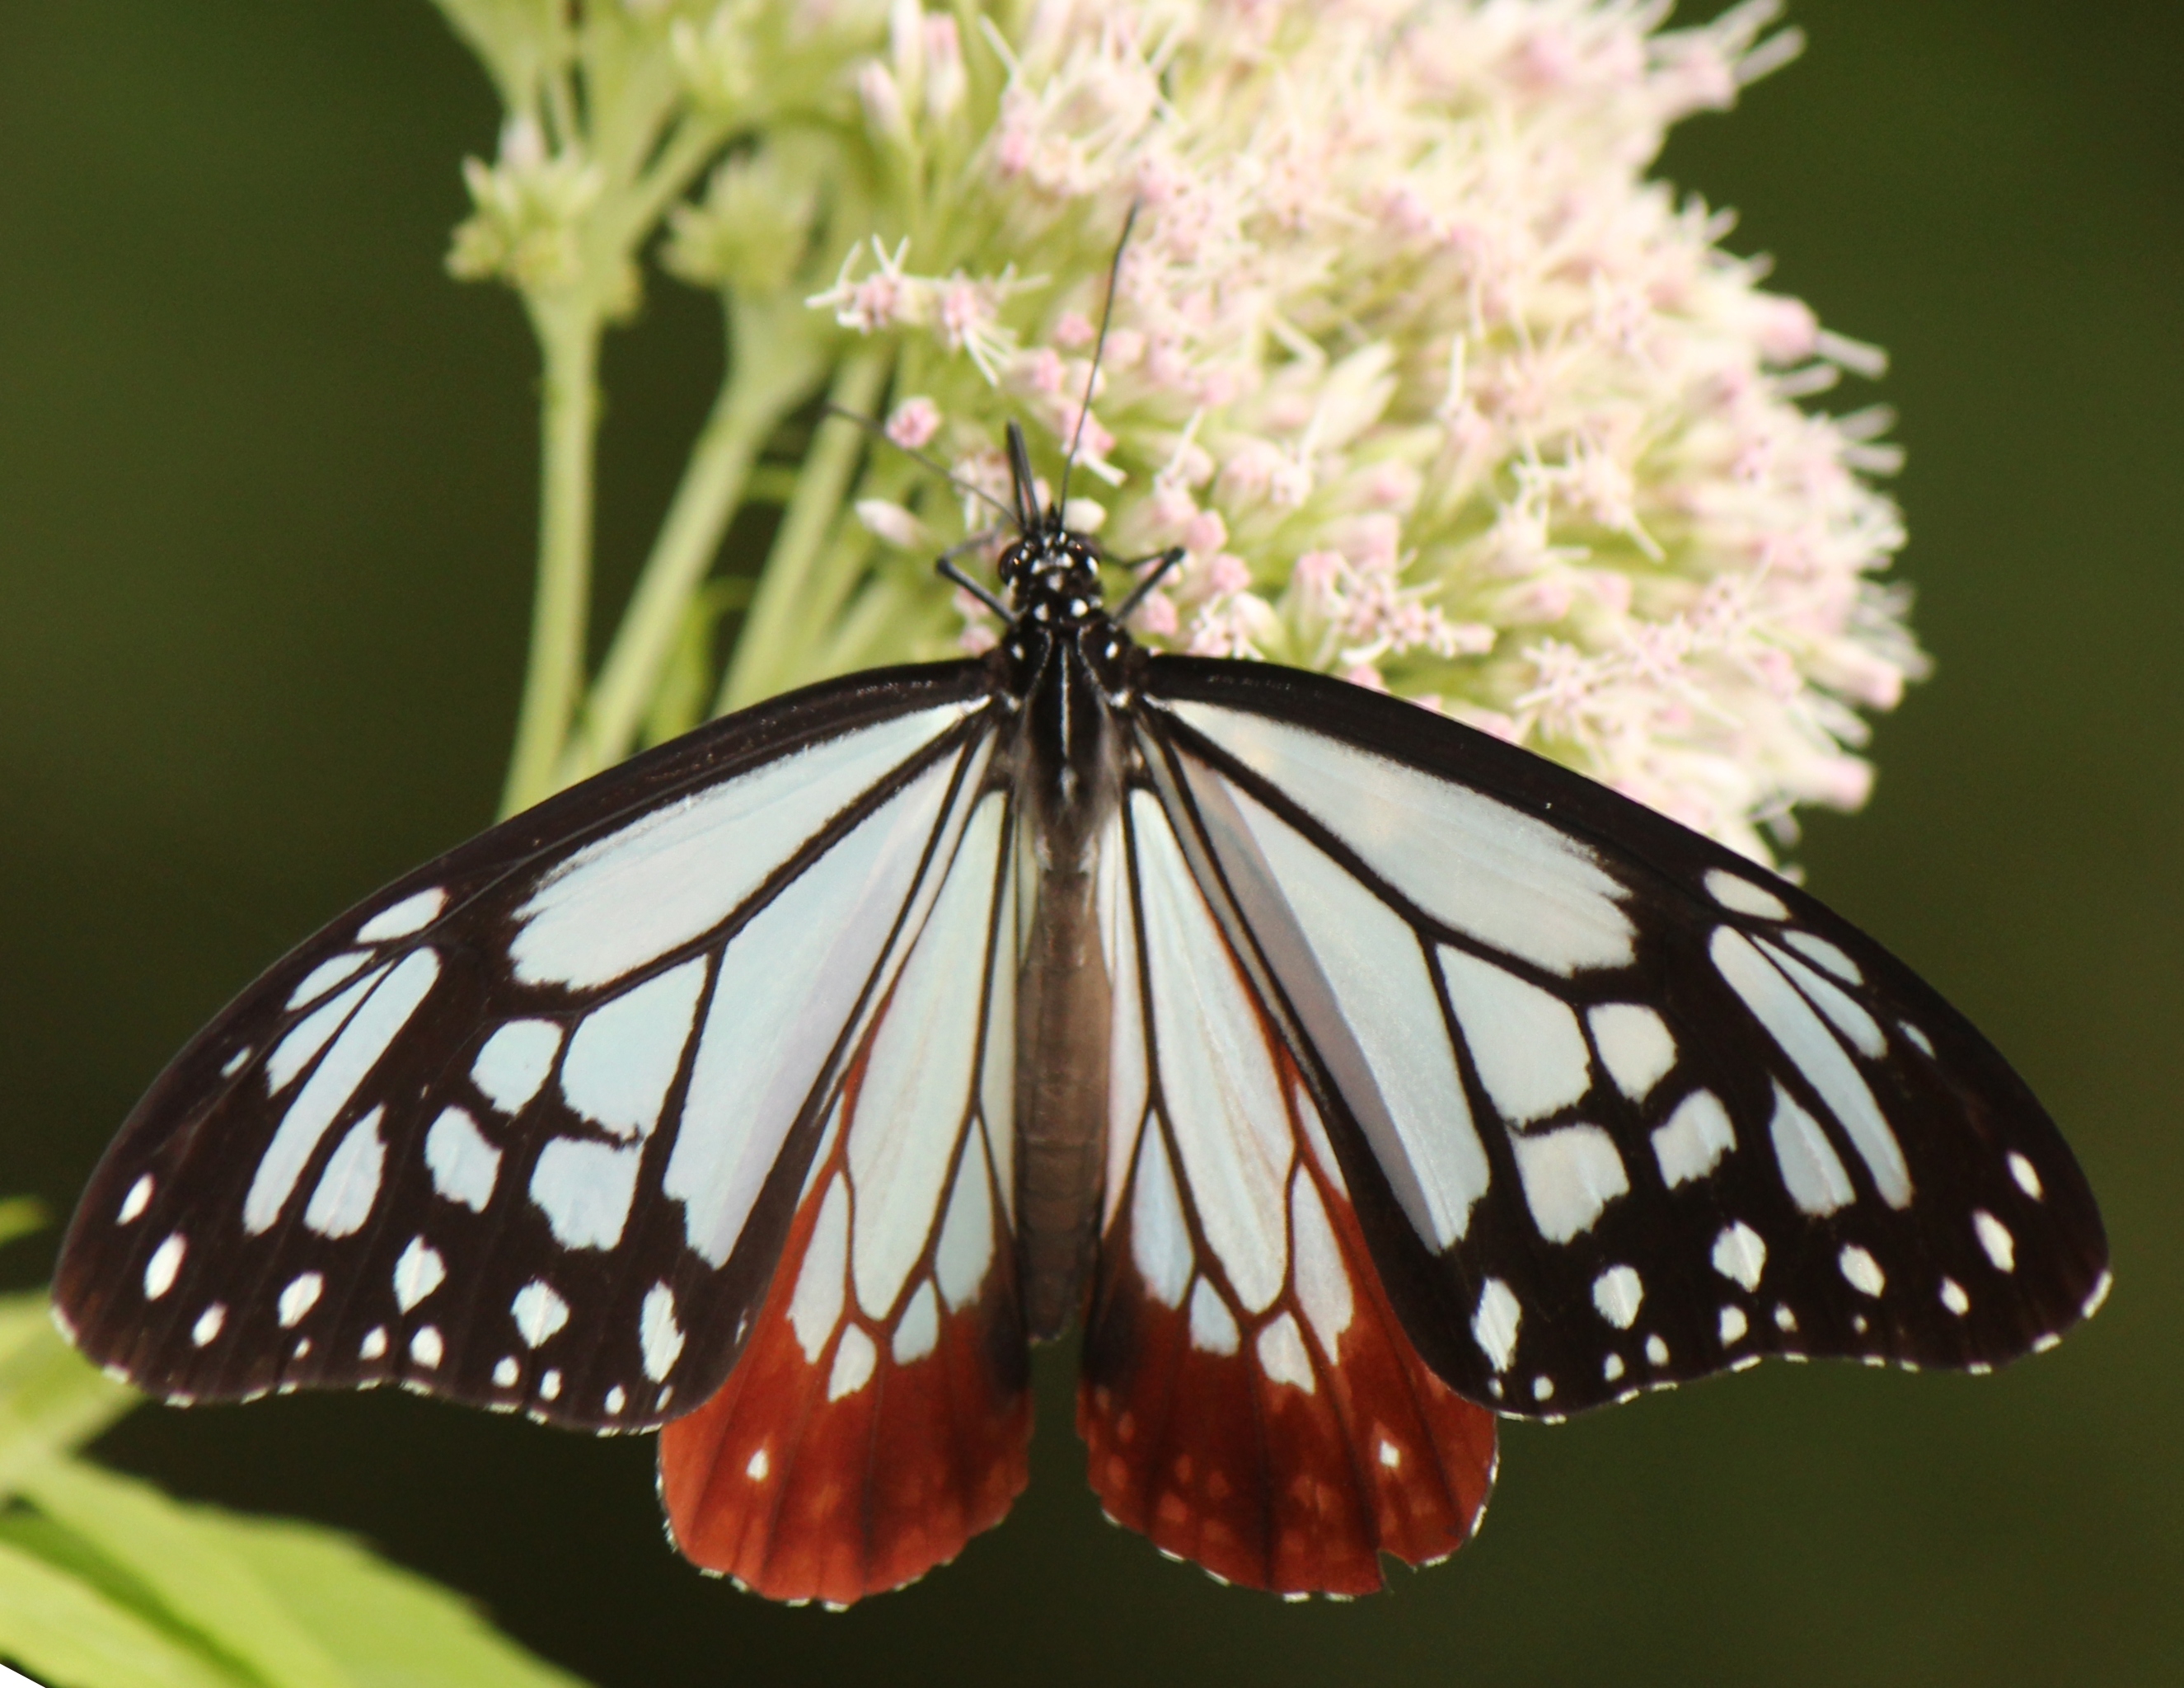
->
(1005, 420), (1040, 533)
(821, 402), (1019, 532)
(1057, 200), (1141, 520)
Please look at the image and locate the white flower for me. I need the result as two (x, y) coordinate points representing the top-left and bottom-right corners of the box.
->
(798, 0), (1918, 863)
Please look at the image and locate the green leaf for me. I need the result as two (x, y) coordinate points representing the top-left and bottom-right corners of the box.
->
(0, 1535), (245, 1688)
(0, 1298), (138, 1501)
(0, 1198), (48, 1252)
(207, 1510), (591, 1688)
(19, 1462), (352, 1688)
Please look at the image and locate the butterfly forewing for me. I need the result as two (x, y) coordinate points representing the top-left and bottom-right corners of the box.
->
(1134, 657), (2109, 1418)
(54, 665), (1000, 1432)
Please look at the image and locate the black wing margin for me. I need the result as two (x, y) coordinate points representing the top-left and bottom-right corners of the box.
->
(54, 662), (1001, 1432)
(1132, 654), (2108, 1420)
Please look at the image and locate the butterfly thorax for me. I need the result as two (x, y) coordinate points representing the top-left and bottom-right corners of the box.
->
(993, 519), (1135, 1339)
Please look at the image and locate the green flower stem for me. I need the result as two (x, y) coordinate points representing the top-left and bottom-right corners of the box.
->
(500, 298), (604, 819)
(717, 345), (893, 711)
(560, 294), (827, 785)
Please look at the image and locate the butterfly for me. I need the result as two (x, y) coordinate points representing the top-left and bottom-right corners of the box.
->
(52, 396), (2109, 1606)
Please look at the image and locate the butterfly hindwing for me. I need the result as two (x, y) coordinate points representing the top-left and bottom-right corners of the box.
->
(660, 777), (1031, 1604)
(54, 664), (1000, 1432)
(1079, 784), (1498, 1597)
(1133, 656), (2109, 1420)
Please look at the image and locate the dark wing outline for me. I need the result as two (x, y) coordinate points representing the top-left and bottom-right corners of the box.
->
(54, 660), (1002, 1432)
(1131, 654), (2108, 1419)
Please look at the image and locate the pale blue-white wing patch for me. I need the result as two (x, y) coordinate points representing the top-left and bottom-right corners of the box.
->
(54, 673), (1004, 1432)
(1134, 667), (2109, 1420)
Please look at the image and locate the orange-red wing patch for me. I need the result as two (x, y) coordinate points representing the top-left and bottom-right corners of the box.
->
(658, 1114), (1029, 1606)
(1080, 1053), (1497, 1598)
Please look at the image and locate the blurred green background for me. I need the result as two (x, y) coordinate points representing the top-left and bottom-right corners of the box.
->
(1, 2), (2176, 1683)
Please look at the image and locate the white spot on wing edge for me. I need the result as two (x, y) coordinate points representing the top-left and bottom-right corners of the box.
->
(640, 1282), (686, 1381)
(827, 1326), (878, 1400)
(1705, 868), (1790, 920)
(143, 1233), (186, 1300)
(117, 1175), (153, 1225)
(1472, 1278), (1521, 1373)
(2083, 1271), (2113, 1319)
(1188, 1280), (1240, 1355)
(512, 1279), (570, 1348)
(392, 1236), (447, 1312)
(1839, 1244), (1886, 1297)
(1591, 1264), (1643, 1329)
(1972, 1210), (2016, 1273)
(1710, 1221), (1768, 1292)
(278, 1272), (323, 1328)
(358, 887), (448, 942)
(2008, 1152), (2044, 1201)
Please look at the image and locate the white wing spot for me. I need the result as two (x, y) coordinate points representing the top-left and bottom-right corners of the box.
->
(1939, 1277), (1971, 1315)
(285, 951), (373, 1010)
(424, 1107), (501, 1212)
(827, 1327), (877, 1400)
(1602, 1353), (1625, 1382)
(1255, 1312), (1315, 1394)
(892, 1282), (940, 1365)
(249, 952), (438, 1233)
(1774, 1303), (1798, 1332)
(1592, 1265), (1643, 1329)
(1839, 1245), (1886, 1297)
(359, 889), (448, 941)
(302, 1108), (388, 1239)
(471, 1020), (563, 1115)
(1377, 1438), (1402, 1470)
(1511, 1123), (1628, 1242)
(1472, 1278), (1521, 1373)
(1783, 931), (1862, 984)
(292, 1338), (312, 1361)
(1188, 1280), (1241, 1356)
(143, 1233), (186, 1300)
(1652, 1090), (1736, 1189)
(392, 1236), (447, 1312)
(1588, 1003), (1676, 1103)
(935, 1150), (997, 1312)
(560, 959), (707, 1139)
(2008, 1152), (2044, 1201)
(1705, 868), (1790, 920)
(1710, 1221), (1768, 1292)
(640, 1282), (686, 1381)
(118, 1175), (153, 1225)
(539, 1369), (563, 1401)
(1129, 1130), (1192, 1311)
(528, 1136), (643, 1250)
(1973, 1210), (2016, 1273)
(278, 1273), (323, 1328)
(221, 1048), (251, 1079)
(2031, 1334), (2060, 1354)
(359, 1327), (389, 1360)
(790, 1177), (850, 1363)
(264, 966), (382, 1098)
(1718, 1306), (1749, 1346)
(409, 1325), (444, 1368)
(493, 1357), (520, 1387)
(1531, 1375), (1555, 1402)
(604, 1385), (628, 1414)
(1900, 1021), (1934, 1057)
(1644, 1334), (1670, 1366)
(1290, 1175), (1353, 1348)
(1440, 950), (1593, 1125)
(512, 1280), (570, 1348)
(190, 1304), (226, 1347)
(1767, 1083), (1854, 1217)
(746, 1447), (771, 1482)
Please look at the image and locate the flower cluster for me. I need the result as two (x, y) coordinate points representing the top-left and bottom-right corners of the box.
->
(803, 0), (1919, 862)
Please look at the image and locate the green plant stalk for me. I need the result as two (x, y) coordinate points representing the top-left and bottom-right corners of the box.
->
(500, 299), (604, 818)
(717, 345), (893, 712)
(560, 294), (827, 785)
